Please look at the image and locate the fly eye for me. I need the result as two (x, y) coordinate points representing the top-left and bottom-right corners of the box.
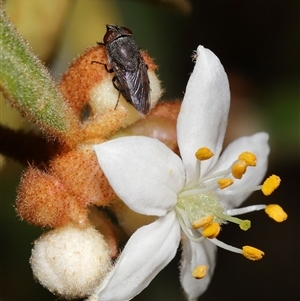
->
(103, 30), (119, 44)
(121, 26), (133, 35)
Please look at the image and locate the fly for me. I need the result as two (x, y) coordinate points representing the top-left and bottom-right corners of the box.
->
(96, 24), (150, 115)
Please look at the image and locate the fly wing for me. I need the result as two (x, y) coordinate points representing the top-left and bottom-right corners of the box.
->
(115, 57), (150, 115)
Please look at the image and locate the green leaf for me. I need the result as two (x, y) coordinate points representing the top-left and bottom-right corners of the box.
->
(0, 4), (76, 135)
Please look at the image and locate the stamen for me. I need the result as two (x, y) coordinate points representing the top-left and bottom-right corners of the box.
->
(192, 265), (207, 279)
(238, 152), (257, 167)
(265, 204), (287, 222)
(242, 246), (265, 261)
(195, 147), (214, 161)
(226, 205), (267, 216)
(261, 175), (281, 196)
(192, 215), (214, 229)
(211, 240), (265, 261)
(231, 160), (247, 179)
(224, 175), (281, 196)
(196, 167), (232, 185)
(202, 223), (220, 238)
(176, 207), (192, 230)
(218, 178), (233, 189)
(191, 159), (201, 187)
(175, 209), (205, 243)
(210, 238), (243, 254)
(231, 153), (257, 179)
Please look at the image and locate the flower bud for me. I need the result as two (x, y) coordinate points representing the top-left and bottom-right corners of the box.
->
(30, 225), (111, 298)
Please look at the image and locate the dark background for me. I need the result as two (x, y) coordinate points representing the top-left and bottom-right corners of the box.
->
(1, 0), (299, 300)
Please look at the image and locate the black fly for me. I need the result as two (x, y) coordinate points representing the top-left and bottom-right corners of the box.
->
(96, 25), (150, 115)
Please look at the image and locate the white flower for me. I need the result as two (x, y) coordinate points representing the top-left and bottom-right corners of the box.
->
(91, 45), (284, 301)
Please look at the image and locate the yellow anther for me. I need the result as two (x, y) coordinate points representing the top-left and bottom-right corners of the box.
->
(238, 152), (257, 167)
(195, 147), (214, 161)
(242, 246), (265, 261)
(218, 178), (234, 189)
(262, 175), (281, 196)
(192, 215), (214, 229)
(202, 222), (220, 239)
(192, 265), (207, 279)
(231, 160), (247, 179)
(239, 220), (251, 231)
(265, 204), (287, 222)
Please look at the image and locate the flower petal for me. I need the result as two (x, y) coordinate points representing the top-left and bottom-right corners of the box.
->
(211, 132), (270, 208)
(177, 45), (230, 183)
(89, 211), (181, 301)
(93, 136), (185, 216)
(180, 236), (217, 301)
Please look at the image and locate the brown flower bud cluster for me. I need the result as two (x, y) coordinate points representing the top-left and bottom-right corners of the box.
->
(15, 45), (181, 253)
(17, 148), (116, 228)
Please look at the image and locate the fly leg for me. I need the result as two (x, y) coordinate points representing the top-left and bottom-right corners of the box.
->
(112, 76), (124, 110)
(91, 60), (113, 73)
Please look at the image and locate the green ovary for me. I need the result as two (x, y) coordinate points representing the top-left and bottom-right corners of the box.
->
(176, 192), (226, 225)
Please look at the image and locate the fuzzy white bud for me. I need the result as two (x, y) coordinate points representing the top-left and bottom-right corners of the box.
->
(30, 225), (111, 298)
(89, 69), (162, 126)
